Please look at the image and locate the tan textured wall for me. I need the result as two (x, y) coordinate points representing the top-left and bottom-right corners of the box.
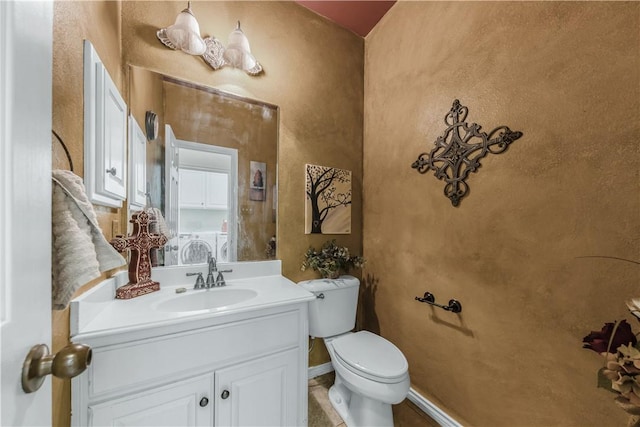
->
(51, 2), (124, 426)
(364, 2), (639, 426)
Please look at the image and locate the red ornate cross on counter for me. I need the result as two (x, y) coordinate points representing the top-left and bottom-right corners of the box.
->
(110, 210), (168, 299)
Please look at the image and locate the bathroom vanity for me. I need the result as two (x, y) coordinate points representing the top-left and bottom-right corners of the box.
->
(70, 261), (314, 427)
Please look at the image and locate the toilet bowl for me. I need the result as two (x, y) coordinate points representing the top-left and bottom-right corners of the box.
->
(325, 331), (410, 426)
(299, 277), (410, 427)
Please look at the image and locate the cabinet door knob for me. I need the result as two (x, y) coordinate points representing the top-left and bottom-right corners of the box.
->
(106, 167), (117, 176)
(199, 397), (209, 407)
(221, 390), (230, 399)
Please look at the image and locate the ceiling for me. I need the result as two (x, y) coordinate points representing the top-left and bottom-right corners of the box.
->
(295, 1), (397, 37)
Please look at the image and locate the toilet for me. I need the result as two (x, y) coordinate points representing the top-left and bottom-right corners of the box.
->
(299, 276), (410, 427)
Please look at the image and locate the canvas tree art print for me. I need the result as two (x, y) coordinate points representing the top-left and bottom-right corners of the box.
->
(305, 164), (352, 234)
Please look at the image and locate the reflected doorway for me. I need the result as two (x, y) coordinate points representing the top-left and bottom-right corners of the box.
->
(165, 124), (238, 265)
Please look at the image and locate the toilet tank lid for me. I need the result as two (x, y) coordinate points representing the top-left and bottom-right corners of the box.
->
(298, 275), (359, 292)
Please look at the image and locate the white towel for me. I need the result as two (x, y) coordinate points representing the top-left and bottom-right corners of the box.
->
(51, 170), (126, 310)
(146, 206), (171, 239)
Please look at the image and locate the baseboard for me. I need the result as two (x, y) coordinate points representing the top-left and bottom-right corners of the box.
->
(308, 362), (334, 379)
(407, 387), (462, 427)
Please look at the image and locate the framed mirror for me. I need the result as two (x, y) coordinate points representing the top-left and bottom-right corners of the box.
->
(128, 66), (278, 265)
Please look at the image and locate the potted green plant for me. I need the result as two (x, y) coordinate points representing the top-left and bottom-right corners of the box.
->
(301, 240), (365, 279)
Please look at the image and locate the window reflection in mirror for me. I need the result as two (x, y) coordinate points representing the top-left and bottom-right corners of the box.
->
(128, 66), (278, 265)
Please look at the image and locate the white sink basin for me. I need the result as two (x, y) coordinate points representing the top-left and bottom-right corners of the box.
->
(155, 288), (258, 313)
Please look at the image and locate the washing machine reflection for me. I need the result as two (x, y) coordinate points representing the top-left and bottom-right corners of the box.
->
(178, 232), (228, 265)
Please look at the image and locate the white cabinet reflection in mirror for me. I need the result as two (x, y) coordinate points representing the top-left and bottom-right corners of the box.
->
(180, 169), (228, 209)
(83, 40), (127, 207)
(128, 116), (147, 211)
(70, 262), (312, 427)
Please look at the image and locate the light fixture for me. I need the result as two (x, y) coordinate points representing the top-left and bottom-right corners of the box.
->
(222, 21), (263, 76)
(157, 6), (264, 76)
(157, 1), (206, 56)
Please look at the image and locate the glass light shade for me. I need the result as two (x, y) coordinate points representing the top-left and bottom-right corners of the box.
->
(163, 5), (206, 55)
(223, 21), (262, 75)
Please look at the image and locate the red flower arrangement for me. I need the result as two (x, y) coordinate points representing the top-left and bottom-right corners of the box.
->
(584, 320), (637, 354)
(583, 319), (640, 420)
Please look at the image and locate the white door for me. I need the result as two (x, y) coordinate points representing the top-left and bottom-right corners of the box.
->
(0, 1), (53, 426)
(90, 375), (214, 426)
(215, 349), (299, 426)
(164, 125), (180, 265)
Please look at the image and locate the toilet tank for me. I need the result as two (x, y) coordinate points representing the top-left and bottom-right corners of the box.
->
(298, 276), (360, 338)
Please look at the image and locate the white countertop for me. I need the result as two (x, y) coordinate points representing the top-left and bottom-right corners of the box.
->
(70, 261), (315, 343)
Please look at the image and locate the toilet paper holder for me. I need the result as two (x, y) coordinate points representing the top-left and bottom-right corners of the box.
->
(415, 292), (462, 313)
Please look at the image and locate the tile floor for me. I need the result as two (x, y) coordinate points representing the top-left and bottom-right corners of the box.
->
(308, 372), (439, 427)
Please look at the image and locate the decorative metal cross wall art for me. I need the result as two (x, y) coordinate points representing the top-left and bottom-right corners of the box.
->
(411, 100), (523, 206)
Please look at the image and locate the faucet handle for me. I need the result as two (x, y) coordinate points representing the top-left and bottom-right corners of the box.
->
(186, 272), (205, 289)
(215, 269), (233, 287)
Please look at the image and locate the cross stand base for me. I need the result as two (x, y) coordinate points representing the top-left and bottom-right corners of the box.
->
(115, 279), (160, 300)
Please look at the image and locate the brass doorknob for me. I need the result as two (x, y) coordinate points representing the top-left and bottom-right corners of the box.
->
(21, 343), (92, 393)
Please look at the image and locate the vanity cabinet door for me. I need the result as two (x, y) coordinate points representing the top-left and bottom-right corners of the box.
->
(90, 375), (213, 426)
(215, 349), (300, 426)
(215, 349), (299, 427)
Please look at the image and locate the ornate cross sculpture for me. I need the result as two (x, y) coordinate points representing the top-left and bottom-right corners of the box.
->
(110, 210), (168, 299)
(411, 100), (523, 206)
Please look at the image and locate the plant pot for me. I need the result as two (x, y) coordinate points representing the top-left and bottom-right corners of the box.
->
(321, 270), (340, 279)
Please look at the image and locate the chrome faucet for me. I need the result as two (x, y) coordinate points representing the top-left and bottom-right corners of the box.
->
(206, 252), (217, 288)
(186, 253), (218, 289)
(187, 253), (232, 289)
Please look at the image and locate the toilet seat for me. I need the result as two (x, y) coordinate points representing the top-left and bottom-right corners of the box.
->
(331, 331), (408, 384)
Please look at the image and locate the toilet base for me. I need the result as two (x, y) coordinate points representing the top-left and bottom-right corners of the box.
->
(328, 380), (394, 427)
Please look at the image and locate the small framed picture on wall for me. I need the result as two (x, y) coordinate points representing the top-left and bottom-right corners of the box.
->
(249, 161), (266, 201)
